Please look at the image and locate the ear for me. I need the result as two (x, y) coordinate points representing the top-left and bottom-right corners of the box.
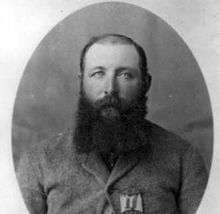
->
(145, 73), (152, 93)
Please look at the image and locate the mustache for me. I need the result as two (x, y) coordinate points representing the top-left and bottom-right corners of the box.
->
(94, 93), (121, 110)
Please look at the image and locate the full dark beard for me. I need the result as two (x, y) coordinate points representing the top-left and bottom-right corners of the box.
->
(73, 92), (148, 155)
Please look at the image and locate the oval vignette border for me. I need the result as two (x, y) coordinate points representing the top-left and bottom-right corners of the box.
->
(12, 0), (213, 211)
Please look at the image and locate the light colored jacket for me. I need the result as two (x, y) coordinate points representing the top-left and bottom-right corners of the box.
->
(16, 120), (208, 214)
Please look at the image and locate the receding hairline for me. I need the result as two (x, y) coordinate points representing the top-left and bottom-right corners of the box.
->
(80, 34), (148, 74)
(84, 42), (140, 63)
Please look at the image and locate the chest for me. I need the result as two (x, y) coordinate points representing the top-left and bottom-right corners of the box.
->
(44, 158), (181, 214)
(108, 163), (180, 213)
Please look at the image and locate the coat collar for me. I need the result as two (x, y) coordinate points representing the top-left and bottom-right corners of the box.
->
(81, 152), (109, 186)
(79, 150), (141, 190)
(106, 150), (140, 189)
(76, 119), (152, 188)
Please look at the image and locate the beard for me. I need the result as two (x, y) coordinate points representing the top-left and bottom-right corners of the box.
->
(73, 90), (148, 155)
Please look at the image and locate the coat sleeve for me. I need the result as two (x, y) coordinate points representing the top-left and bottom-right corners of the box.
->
(178, 145), (208, 214)
(16, 150), (47, 214)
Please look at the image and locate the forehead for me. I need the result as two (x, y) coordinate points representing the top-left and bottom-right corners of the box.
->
(84, 43), (139, 70)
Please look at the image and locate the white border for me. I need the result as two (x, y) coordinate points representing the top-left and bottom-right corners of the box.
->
(0, 0), (219, 213)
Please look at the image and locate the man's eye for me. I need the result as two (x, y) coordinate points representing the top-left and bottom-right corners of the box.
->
(91, 71), (105, 78)
(120, 72), (133, 79)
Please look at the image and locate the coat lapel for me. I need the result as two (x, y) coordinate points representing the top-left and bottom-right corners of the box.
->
(106, 152), (140, 188)
(81, 152), (110, 186)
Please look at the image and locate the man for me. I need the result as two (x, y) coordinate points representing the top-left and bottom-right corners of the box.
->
(16, 34), (208, 214)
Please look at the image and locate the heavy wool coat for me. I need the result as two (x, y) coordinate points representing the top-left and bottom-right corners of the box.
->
(16, 120), (208, 214)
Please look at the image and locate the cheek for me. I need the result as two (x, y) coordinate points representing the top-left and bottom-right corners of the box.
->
(119, 81), (141, 102)
(82, 79), (103, 101)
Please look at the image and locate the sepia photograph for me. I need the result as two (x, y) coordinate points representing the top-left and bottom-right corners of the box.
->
(0, 0), (219, 213)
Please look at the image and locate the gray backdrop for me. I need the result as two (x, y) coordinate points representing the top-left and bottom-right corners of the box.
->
(12, 2), (213, 170)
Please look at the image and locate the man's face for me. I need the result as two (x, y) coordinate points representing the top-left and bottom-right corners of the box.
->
(82, 43), (142, 120)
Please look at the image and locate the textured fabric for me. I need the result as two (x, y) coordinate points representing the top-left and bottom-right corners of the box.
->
(16, 120), (208, 214)
(103, 203), (114, 214)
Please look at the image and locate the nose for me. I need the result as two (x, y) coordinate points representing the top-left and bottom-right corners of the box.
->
(104, 74), (117, 95)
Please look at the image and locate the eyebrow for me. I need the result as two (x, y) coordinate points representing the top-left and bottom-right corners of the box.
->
(88, 66), (139, 74)
(89, 66), (106, 72)
(116, 66), (139, 73)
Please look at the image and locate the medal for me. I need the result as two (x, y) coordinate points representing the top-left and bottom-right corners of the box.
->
(120, 192), (143, 213)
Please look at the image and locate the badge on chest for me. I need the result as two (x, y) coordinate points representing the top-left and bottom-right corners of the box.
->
(120, 192), (143, 213)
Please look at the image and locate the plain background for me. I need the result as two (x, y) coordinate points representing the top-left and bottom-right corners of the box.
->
(0, 0), (220, 213)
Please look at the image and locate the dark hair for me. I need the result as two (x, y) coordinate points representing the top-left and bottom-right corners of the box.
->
(80, 34), (151, 95)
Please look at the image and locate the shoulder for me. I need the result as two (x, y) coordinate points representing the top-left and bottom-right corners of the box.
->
(139, 120), (205, 165)
(41, 129), (74, 158)
(137, 120), (207, 181)
(19, 129), (76, 170)
(141, 120), (190, 150)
